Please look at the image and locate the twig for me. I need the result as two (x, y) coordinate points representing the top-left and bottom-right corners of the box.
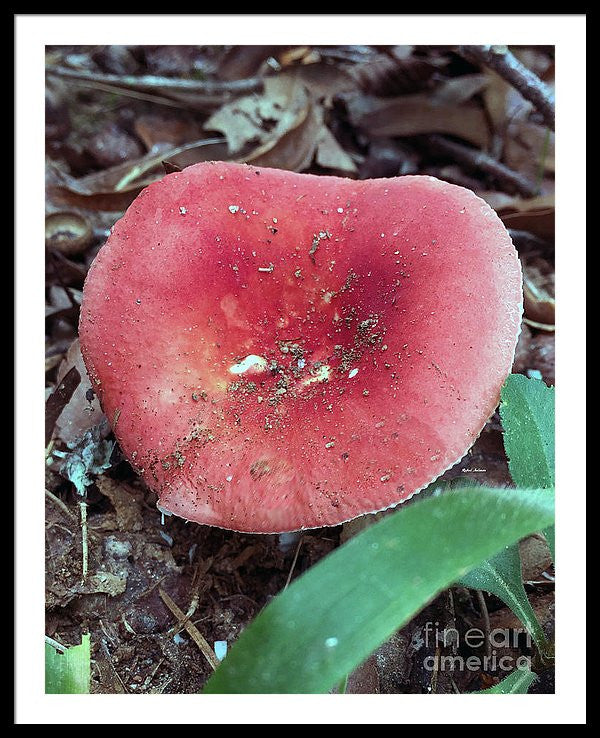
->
(45, 635), (67, 653)
(45, 488), (77, 521)
(79, 497), (88, 582)
(46, 65), (263, 97)
(449, 675), (461, 694)
(428, 134), (539, 197)
(52, 77), (191, 109)
(476, 589), (492, 659)
(284, 536), (304, 590)
(100, 640), (129, 693)
(458, 45), (555, 130)
(159, 589), (219, 671)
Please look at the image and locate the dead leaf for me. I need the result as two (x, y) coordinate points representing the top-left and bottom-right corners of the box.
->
(344, 92), (490, 148)
(287, 62), (356, 104)
(204, 74), (311, 155)
(134, 113), (203, 149)
(483, 69), (533, 133)
(482, 592), (554, 633)
(54, 339), (105, 445)
(495, 194), (555, 241)
(219, 45), (282, 79)
(239, 99), (318, 171)
(433, 73), (489, 105)
(522, 254), (555, 327)
(504, 120), (555, 176)
(235, 86), (356, 174)
(79, 572), (127, 597)
(352, 54), (438, 97)
(96, 476), (145, 533)
(315, 126), (357, 174)
(47, 138), (227, 212)
(45, 365), (81, 446)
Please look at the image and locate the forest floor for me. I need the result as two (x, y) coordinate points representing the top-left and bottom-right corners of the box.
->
(45, 44), (555, 694)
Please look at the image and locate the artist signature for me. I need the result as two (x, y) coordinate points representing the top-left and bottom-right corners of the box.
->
(461, 467), (487, 473)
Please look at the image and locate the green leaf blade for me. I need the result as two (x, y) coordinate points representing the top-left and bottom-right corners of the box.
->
(204, 486), (554, 694)
(459, 544), (548, 650)
(500, 374), (555, 489)
(45, 635), (91, 694)
(475, 667), (537, 694)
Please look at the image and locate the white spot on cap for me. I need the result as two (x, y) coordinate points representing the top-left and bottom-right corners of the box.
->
(229, 355), (268, 375)
(348, 368), (359, 379)
(179, 206), (187, 215)
(228, 205), (240, 214)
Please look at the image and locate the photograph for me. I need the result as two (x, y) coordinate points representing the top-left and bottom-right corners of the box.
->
(14, 13), (586, 725)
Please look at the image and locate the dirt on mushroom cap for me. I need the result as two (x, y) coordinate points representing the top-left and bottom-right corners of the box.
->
(79, 161), (522, 533)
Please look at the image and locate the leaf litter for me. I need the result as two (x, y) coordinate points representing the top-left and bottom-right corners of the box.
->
(45, 44), (554, 694)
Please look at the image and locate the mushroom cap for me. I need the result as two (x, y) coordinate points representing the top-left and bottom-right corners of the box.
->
(79, 162), (522, 533)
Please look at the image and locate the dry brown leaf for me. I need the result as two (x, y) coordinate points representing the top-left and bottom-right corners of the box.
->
(278, 46), (313, 67)
(494, 194), (555, 241)
(288, 63), (356, 104)
(219, 45), (281, 79)
(79, 572), (127, 597)
(225, 76), (356, 174)
(96, 476), (145, 533)
(483, 69), (532, 133)
(504, 120), (555, 176)
(315, 126), (357, 174)
(430, 73), (489, 105)
(344, 92), (490, 148)
(240, 100), (320, 172)
(522, 254), (555, 327)
(47, 138), (227, 211)
(352, 54), (438, 97)
(134, 113), (203, 149)
(204, 75), (311, 155)
(483, 592), (554, 633)
(47, 160), (154, 212)
(54, 338), (105, 445)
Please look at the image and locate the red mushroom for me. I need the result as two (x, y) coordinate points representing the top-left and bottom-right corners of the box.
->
(79, 162), (522, 533)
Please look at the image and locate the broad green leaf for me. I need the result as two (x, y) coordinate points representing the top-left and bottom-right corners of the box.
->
(475, 666), (537, 694)
(204, 486), (554, 694)
(45, 635), (91, 694)
(500, 374), (555, 489)
(500, 376), (555, 560)
(459, 544), (548, 651)
(459, 375), (556, 653)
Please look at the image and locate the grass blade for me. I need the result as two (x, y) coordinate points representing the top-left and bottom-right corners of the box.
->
(204, 486), (554, 693)
(459, 544), (549, 651)
(45, 634), (91, 694)
(475, 667), (537, 694)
